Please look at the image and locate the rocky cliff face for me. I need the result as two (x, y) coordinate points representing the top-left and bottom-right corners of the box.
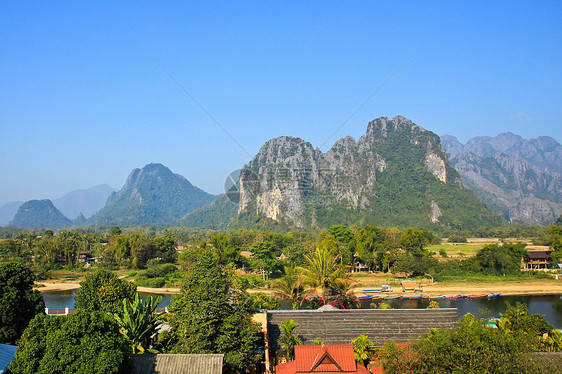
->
(237, 116), (498, 229)
(442, 134), (562, 225)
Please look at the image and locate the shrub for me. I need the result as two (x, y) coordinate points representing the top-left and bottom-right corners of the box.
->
(448, 233), (467, 243)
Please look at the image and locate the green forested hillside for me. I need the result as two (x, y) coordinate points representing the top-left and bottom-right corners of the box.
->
(88, 163), (215, 227)
(9, 200), (72, 229)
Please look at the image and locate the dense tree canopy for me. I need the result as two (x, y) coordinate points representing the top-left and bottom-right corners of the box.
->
(381, 305), (557, 373)
(169, 249), (260, 374)
(74, 269), (136, 315)
(0, 261), (45, 344)
(476, 243), (528, 275)
(9, 311), (130, 374)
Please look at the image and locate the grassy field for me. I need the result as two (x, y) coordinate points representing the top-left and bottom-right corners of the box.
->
(427, 243), (480, 259)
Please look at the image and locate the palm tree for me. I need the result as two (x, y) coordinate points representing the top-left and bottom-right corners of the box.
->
(331, 276), (358, 308)
(297, 246), (350, 298)
(273, 266), (306, 303)
(278, 319), (302, 361)
(112, 293), (163, 353)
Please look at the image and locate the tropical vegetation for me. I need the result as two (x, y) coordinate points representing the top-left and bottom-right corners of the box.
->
(0, 261), (45, 344)
(9, 310), (130, 374)
(380, 304), (559, 373)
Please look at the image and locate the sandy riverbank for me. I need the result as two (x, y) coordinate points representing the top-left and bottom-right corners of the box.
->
(36, 279), (562, 297)
(35, 280), (181, 294)
(354, 282), (562, 297)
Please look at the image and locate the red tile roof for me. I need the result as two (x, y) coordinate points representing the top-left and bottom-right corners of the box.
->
(276, 345), (369, 373)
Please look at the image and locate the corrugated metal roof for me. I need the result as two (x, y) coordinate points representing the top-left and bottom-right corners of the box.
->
(0, 344), (18, 374)
(268, 308), (460, 350)
(528, 352), (562, 371)
(130, 354), (223, 374)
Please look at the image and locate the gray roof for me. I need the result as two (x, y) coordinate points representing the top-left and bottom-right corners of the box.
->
(527, 352), (562, 372)
(267, 308), (460, 350)
(0, 344), (18, 374)
(130, 354), (223, 374)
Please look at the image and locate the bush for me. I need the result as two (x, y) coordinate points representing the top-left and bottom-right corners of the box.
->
(381, 312), (547, 373)
(448, 233), (467, 243)
(134, 263), (179, 288)
(74, 269), (136, 316)
(0, 262), (45, 344)
(145, 263), (177, 278)
(9, 311), (130, 374)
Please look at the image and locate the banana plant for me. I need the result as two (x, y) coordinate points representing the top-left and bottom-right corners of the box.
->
(112, 293), (163, 353)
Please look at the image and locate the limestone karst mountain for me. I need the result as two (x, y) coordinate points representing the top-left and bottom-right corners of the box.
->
(185, 116), (502, 230)
(442, 134), (562, 225)
(9, 199), (72, 229)
(89, 163), (216, 226)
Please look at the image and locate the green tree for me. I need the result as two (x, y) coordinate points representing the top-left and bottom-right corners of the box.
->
(278, 319), (302, 361)
(247, 292), (280, 310)
(351, 334), (373, 366)
(151, 234), (177, 264)
(108, 225), (122, 236)
(381, 312), (548, 373)
(113, 293), (162, 353)
(400, 228), (434, 252)
(74, 269), (136, 315)
(248, 241), (282, 278)
(476, 243), (527, 275)
(297, 246), (349, 298)
(448, 233), (467, 243)
(494, 303), (552, 351)
(273, 266), (306, 303)
(547, 225), (562, 264)
(0, 261), (45, 344)
(169, 250), (260, 374)
(9, 311), (130, 374)
(392, 252), (438, 276)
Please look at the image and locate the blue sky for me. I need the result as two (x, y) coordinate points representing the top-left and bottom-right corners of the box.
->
(1, 1), (561, 206)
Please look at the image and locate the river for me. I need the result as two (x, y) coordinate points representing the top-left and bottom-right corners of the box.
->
(42, 291), (562, 329)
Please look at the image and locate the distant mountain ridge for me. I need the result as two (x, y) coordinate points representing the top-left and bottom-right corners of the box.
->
(443, 133), (562, 174)
(441, 133), (562, 225)
(88, 163), (216, 226)
(186, 116), (503, 230)
(52, 184), (115, 219)
(0, 201), (23, 226)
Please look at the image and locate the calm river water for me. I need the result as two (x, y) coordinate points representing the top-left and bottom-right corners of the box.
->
(42, 291), (562, 329)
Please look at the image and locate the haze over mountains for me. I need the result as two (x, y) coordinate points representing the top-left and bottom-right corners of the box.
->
(3, 116), (560, 230)
(441, 133), (562, 225)
(0, 185), (115, 226)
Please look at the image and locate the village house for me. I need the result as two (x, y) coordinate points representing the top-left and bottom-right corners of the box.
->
(252, 308), (460, 373)
(275, 344), (369, 374)
(524, 250), (553, 270)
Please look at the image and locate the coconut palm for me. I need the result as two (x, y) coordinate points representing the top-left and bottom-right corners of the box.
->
(297, 246), (350, 298)
(273, 266), (306, 302)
